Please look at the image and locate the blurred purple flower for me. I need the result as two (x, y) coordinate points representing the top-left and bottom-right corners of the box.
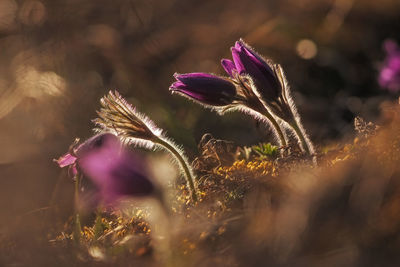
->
(170, 72), (236, 106)
(379, 39), (400, 92)
(222, 40), (281, 102)
(55, 133), (154, 203)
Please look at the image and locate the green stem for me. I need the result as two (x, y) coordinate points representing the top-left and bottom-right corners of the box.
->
(262, 110), (287, 148)
(289, 119), (312, 155)
(73, 174), (82, 243)
(155, 138), (198, 204)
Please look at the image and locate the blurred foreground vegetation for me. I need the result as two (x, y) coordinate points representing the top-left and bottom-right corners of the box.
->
(0, 0), (400, 266)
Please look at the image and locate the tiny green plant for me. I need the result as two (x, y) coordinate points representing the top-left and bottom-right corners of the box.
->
(251, 143), (279, 160)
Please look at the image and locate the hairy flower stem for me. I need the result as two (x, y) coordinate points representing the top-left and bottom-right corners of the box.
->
(73, 174), (82, 243)
(289, 118), (316, 163)
(290, 121), (309, 154)
(262, 110), (287, 148)
(241, 85), (287, 149)
(154, 138), (198, 203)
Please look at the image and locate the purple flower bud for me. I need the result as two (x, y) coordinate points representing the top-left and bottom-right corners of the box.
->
(379, 40), (400, 92)
(55, 133), (154, 203)
(223, 40), (282, 102)
(170, 73), (236, 106)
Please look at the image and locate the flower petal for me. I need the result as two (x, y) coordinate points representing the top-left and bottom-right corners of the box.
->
(231, 40), (281, 101)
(171, 73), (236, 106)
(231, 46), (246, 74)
(55, 153), (77, 168)
(221, 59), (236, 77)
(170, 81), (186, 90)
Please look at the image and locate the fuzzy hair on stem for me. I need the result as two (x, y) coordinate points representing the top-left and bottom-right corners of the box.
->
(244, 59), (315, 158)
(94, 90), (198, 203)
(228, 74), (288, 148)
(171, 75), (288, 149)
(219, 103), (287, 148)
(272, 64), (315, 158)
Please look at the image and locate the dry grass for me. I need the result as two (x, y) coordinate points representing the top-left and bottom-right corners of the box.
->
(1, 100), (394, 266)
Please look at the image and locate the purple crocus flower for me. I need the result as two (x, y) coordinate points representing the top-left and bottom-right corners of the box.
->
(379, 39), (400, 92)
(170, 72), (236, 106)
(55, 133), (154, 204)
(221, 40), (282, 102)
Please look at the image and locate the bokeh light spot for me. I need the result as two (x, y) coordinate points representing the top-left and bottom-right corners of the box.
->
(296, 39), (318, 60)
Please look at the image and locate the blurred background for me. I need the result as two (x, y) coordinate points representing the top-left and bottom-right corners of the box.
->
(0, 0), (399, 254)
